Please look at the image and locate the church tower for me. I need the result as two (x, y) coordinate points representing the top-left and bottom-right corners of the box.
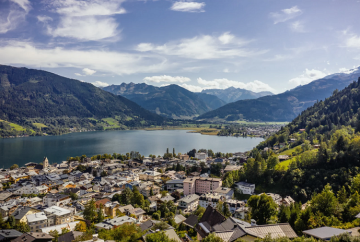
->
(43, 157), (49, 168)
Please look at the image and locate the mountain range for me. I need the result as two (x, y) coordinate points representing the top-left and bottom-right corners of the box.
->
(0, 65), (164, 132)
(201, 87), (273, 103)
(197, 68), (360, 122)
(103, 83), (227, 119)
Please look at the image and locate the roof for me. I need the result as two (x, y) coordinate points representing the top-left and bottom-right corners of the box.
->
(44, 206), (71, 216)
(245, 224), (297, 239)
(95, 198), (111, 207)
(41, 222), (80, 234)
(178, 194), (199, 203)
(163, 229), (182, 242)
(118, 204), (135, 213)
(129, 208), (146, 216)
(26, 213), (47, 223)
(166, 180), (184, 184)
(160, 195), (175, 202)
(302, 226), (351, 240)
(140, 220), (155, 231)
(213, 187), (233, 195)
(174, 214), (186, 224)
(58, 231), (83, 242)
(12, 207), (37, 220)
(214, 231), (235, 242)
(0, 192), (12, 201)
(183, 214), (198, 228)
(235, 182), (255, 187)
(11, 232), (53, 242)
(0, 229), (22, 238)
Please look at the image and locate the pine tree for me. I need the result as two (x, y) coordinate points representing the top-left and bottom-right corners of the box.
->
(83, 199), (97, 223)
(223, 202), (232, 218)
(97, 204), (104, 223)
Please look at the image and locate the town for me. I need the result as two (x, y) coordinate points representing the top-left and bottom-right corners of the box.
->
(0, 148), (354, 242)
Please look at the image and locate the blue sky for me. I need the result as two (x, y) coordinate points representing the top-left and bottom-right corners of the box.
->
(0, 0), (360, 94)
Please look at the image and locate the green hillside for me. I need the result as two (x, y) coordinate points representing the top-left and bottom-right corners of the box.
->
(0, 65), (164, 136)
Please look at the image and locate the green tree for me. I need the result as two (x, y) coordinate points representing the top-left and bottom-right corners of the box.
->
(337, 186), (348, 204)
(247, 194), (277, 224)
(146, 232), (176, 242)
(83, 199), (97, 223)
(278, 205), (290, 223)
(223, 202), (232, 218)
(74, 221), (87, 232)
(267, 156), (279, 170)
(121, 188), (133, 204)
(49, 230), (59, 242)
(14, 222), (30, 233)
(97, 204), (104, 223)
(202, 233), (224, 242)
(10, 164), (19, 170)
(150, 187), (154, 196)
(310, 184), (338, 217)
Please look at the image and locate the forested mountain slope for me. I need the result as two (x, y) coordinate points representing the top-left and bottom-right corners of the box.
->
(198, 68), (360, 122)
(0, 65), (164, 136)
(103, 83), (226, 119)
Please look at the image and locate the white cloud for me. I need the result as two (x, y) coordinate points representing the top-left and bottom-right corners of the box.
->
(179, 83), (203, 92)
(75, 73), (84, 76)
(136, 33), (266, 60)
(223, 68), (229, 73)
(82, 68), (96, 75)
(10, 0), (31, 12)
(345, 35), (360, 49)
(0, 41), (171, 75)
(37, 15), (53, 23)
(144, 75), (191, 83)
(0, 0), (31, 33)
(288, 69), (327, 86)
(42, 0), (125, 41)
(290, 21), (305, 33)
(270, 6), (302, 24)
(170, 1), (205, 13)
(92, 81), (109, 87)
(195, 78), (276, 93)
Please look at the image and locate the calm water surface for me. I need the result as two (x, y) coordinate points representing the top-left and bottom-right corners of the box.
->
(0, 130), (263, 167)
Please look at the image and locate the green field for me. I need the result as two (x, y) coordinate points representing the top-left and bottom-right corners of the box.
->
(276, 149), (318, 170)
(234, 121), (289, 125)
(32, 123), (47, 128)
(278, 145), (302, 156)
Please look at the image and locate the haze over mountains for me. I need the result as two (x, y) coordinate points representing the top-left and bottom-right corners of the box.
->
(197, 67), (360, 122)
(201, 87), (273, 103)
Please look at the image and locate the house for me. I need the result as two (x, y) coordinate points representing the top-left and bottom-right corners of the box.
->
(94, 216), (136, 230)
(278, 155), (289, 161)
(0, 193), (16, 204)
(195, 153), (208, 160)
(196, 206), (297, 241)
(26, 212), (48, 232)
(183, 177), (197, 195)
(13, 186), (39, 195)
(43, 194), (71, 207)
(213, 187), (234, 199)
(40, 221), (80, 234)
(166, 180), (184, 193)
(174, 214), (186, 225)
(226, 199), (246, 214)
(138, 171), (161, 181)
(180, 155), (189, 161)
(57, 231), (83, 242)
(9, 174), (30, 184)
(44, 206), (73, 226)
(0, 229), (22, 242)
(12, 207), (41, 224)
(183, 214), (198, 228)
(11, 232), (53, 242)
(198, 193), (226, 208)
(140, 185), (160, 197)
(235, 182), (255, 195)
(224, 165), (241, 173)
(118, 204), (135, 214)
(128, 207), (146, 221)
(178, 194), (200, 211)
(94, 198), (111, 210)
(302, 227), (351, 240)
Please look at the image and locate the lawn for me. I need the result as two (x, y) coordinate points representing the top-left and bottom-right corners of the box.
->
(275, 149), (318, 171)
(0, 119), (26, 131)
(278, 145), (302, 156)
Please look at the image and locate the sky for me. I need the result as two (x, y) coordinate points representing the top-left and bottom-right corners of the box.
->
(0, 0), (360, 94)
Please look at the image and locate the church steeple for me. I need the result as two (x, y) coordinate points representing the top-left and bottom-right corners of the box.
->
(43, 157), (49, 168)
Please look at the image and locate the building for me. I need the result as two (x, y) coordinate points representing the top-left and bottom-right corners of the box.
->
(43, 157), (49, 169)
(224, 165), (242, 173)
(195, 153), (208, 160)
(235, 182), (255, 195)
(0, 230), (22, 242)
(198, 193), (226, 208)
(26, 213), (48, 232)
(12, 207), (41, 224)
(44, 206), (73, 226)
(180, 155), (189, 161)
(138, 171), (161, 181)
(213, 187), (234, 199)
(183, 177), (197, 196)
(178, 194), (200, 211)
(43, 194), (71, 207)
(57, 231), (83, 242)
(166, 180), (184, 193)
(302, 227), (351, 240)
(94, 216), (136, 230)
(195, 178), (222, 194)
(11, 233), (53, 242)
(140, 185), (160, 197)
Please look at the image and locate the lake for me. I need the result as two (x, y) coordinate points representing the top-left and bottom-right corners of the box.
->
(0, 130), (263, 167)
